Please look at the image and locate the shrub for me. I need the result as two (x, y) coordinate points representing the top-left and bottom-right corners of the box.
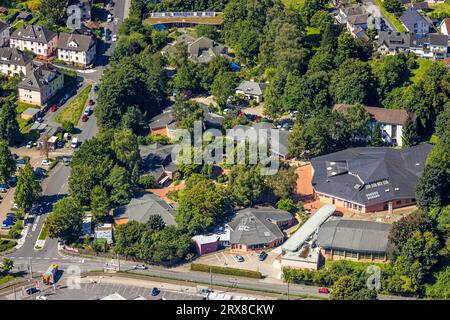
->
(0, 239), (16, 253)
(191, 263), (263, 279)
(138, 175), (156, 188)
(8, 220), (23, 239)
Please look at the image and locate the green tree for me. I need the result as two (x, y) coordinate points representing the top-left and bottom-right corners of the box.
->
(330, 59), (374, 104)
(1, 257), (13, 274)
(38, 0), (68, 26)
(227, 165), (267, 207)
(149, 226), (193, 264)
(402, 116), (419, 147)
(90, 185), (110, 221)
(105, 165), (134, 206)
(210, 72), (237, 107)
(372, 122), (383, 146)
(45, 197), (83, 243)
(114, 221), (144, 256)
(14, 161), (41, 210)
(425, 267), (450, 299)
(330, 276), (377, 300)
(195, 25), (217, 39)
(384, 0), (404, 14)
(0, 140), (16, 183)
(277, 197), (295, 213)
(175, 175), (229, 234)
(0, 102), (20, 145)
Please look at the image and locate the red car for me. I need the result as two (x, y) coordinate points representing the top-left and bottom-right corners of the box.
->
(88, 99), (95, 106)
(318, 287), (330, 294)
(50, 104), (58, 112)
(81, 114), (88, 122)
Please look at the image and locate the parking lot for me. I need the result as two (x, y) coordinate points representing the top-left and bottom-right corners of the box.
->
(195, 249), (282, 279)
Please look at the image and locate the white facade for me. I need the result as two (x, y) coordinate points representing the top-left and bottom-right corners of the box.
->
(95, 224), (113, 244)
(58, 45), (95, 67)
(0, 60), (31, 77)
(10, 36), (57, 59)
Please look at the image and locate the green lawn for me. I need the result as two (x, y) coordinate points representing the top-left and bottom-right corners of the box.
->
(428, 1), (450, 19)
(38, 226), (47, 241)
(55, 85), (92, 126)
(281, 0), (306, 9)
(15, 102), (40, 133)
(374, 0), (407, 32)
(0, 275), (15, 285)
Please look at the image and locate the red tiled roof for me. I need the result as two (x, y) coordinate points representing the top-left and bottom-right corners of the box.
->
(333, 104), (415, 125)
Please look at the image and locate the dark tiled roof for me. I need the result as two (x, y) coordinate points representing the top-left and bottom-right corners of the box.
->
(0, 47), (32, 67)
(377, 31), (411, 50)
(11, 24), (56, 43)
(317, 219), (391, 253)
(17, 64), (62, 91)
(400, 8), (430, 31)
(149, 109), (175, 129)
(333, 104), (415, 125)
(311, 144), (433, 207)
(57, 32), (95, 52)
(113, 192), (176, 226)
(227, 207), (293, 246)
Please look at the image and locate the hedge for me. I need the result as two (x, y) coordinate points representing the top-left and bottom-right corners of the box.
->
(191, 263), (263, 279)
(0, 239), (16, 253)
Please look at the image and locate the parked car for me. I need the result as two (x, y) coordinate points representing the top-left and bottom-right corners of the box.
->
(36, 117), (43, 123)
(81, 114), (88, 122)
(112, 34), (117, 42)
(318, 287), (330, 294)
(26, 141), (33, 149)
(258, 251), (268, 261)
(0, 183), (9, 190)
(16, 159), (26, 165)
(36, 295), (47, 300)
(93, 85), (99, 92)
(151, 287), (160, 296)
(34, 167), (47, 178)
(50, 104), (58, 112)
(26, 287), (40, 295)
(88, 99), (95, 106)
(1, 219), (14, 229)
(6, 213), (16, 220)
(12, 153), (18, 159)
(234, 255), (244, 263)
(63, 157), (71, 166)
(107, 14), (112, 22)
(133, 265), (147, 270)
(83, 107), (91, 116)
(12, 203), (18, 210)
(41, 159), (51, 166)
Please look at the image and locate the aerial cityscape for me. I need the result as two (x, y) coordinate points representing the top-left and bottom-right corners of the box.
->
(0, 0), (448, 307)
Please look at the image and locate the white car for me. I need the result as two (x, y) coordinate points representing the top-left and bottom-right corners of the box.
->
(107, 14), (112, 22)
(36, 295), (47, 300)
(133, 265), (147, 270)
(41, 159), (51, 166)
(112, 34), (117, 42)
(13, 203), (18, 210)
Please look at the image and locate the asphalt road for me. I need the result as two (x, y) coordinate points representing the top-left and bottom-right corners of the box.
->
(363, 0), (398, 32)
(5, 0), (131, 263)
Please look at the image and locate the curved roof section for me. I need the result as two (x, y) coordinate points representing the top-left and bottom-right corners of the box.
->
(282, 204), (336, 252)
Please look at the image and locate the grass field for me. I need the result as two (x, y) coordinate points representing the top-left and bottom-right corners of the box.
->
(55, 85), (92, 126)
(428, 1), (450, 19)
(281, 0), (306, 9)
(374, 0), (407, 32)
(38, 226), (47, 241)
(15, 102), (40, 133)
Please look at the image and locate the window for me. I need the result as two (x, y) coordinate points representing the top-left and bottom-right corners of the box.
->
(396, 200), (401, 205)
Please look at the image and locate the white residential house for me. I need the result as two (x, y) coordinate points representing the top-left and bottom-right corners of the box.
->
(334, 104), (416, 147)
(17, 64), (64, 107)
(0, 20), (10, 47)
(335, 4), (366, 24)
(57, 32), (96, 67)
(10, 24), (57, 59)
(235, 80), (267, 103)
(410, 34), (448, 60)
(440, 18), (450, 38)
(0, 47), (32, 77)
(68, 0), (92, 20)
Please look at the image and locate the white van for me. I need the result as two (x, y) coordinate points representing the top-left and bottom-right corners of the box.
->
(71, 137), (78, 149)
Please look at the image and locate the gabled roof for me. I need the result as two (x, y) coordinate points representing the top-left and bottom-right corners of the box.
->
(400, 8), (430, 31)
(311, 143), (433, 207)
(11, 24), (56, 43)
(0, 47), (32, 67)
(317, 219), (391, 253)
(410, 33), (448, 47)
(227, 207), (293, 246)
(376, 31), (411, 50)
(347, 13), (370, 25)
(341, 4), (366, 17)
(17, 64), (62, 91)
(440, 18), (450, 34)
(113, 192), (176, 226)
(57, 32), (95, 52)
(149, 109), (175, 129)
(236, 81), (267, 96)
(333, 104), (415, 125)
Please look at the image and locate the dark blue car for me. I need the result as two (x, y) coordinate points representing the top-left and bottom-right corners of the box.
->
(16, 159), (26, 165)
